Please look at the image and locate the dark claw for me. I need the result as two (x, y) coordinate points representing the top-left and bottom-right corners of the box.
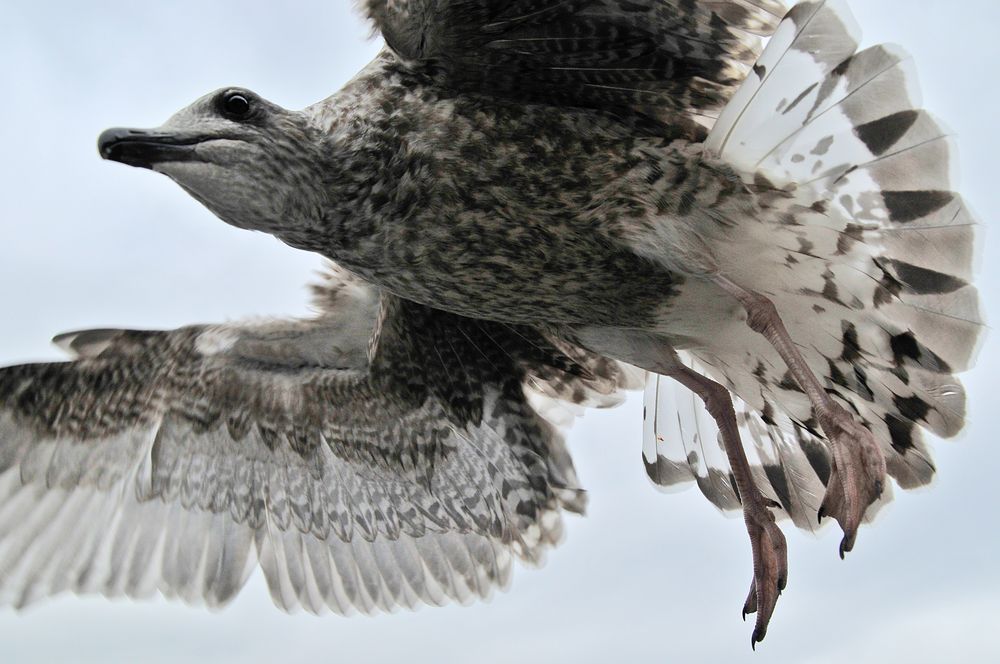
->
(817, 506), (826, 524)
(839, 533), (853, 559)
(751, 625), (767, 650)
(743, 584), (757, 619)
(839, 529), (856, 560)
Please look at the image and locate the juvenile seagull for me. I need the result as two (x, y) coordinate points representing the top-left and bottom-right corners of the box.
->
(0, 266), (637, 613)
(8, 0), (981, 647)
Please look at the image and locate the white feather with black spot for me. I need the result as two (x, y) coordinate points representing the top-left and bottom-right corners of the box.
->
(701, 0), (981, 494)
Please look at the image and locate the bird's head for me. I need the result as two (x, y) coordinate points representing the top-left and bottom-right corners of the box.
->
(99, 87), (329, 239)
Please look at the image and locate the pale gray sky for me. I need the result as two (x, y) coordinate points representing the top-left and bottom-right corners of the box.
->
(0, 1), (997, 662)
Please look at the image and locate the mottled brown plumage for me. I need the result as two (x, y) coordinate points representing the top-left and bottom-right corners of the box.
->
(6, 0), (982, 648)
(0, 268), (636, 613)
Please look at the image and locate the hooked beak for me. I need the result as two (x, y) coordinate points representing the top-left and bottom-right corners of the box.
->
(98, 128), (206, 169)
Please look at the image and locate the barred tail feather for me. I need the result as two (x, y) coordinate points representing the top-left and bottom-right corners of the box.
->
(642, 354), (892, 531)
(651, 0), (982, 525)
(642, 360), (741, 513)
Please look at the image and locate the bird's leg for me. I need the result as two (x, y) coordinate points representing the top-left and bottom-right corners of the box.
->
(714, 276), (886, 557)
(664, 361), (787, 649)
(569, 327), (786, 645)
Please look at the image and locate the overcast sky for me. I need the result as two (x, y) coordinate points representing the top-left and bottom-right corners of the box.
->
(0, 1), (997, 662)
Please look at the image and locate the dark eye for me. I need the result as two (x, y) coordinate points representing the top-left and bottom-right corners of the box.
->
(222, 92), (251, 118)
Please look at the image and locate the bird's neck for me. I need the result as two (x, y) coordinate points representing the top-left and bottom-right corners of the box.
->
(281, 53), (441, 280)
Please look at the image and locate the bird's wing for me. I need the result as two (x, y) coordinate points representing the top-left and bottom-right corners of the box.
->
(360, 0), (787, 130)
(0, 269), (610, 615)
(307, 263), (640, 426)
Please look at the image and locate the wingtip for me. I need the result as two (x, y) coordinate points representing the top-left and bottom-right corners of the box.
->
(51, 328), (119, 359)
(51, 331), (79, 356)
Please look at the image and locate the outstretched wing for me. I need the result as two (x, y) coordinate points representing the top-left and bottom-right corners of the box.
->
(360, 0), (787, 129)
(0, 269), (628, 615)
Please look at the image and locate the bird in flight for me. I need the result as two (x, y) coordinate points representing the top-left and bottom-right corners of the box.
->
(2, 0), (981, 648)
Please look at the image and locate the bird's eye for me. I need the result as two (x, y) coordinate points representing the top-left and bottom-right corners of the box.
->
(222, 92), (251, 119)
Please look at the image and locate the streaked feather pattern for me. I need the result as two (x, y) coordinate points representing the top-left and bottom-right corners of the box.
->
(0, 269), (635, 612)
(360, 0), (788, 131)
